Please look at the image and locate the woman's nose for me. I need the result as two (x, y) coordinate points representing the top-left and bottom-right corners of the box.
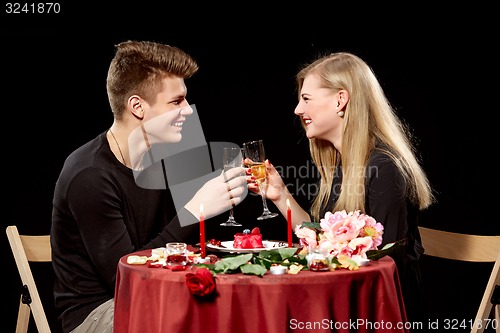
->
(294, 104), (303, 116)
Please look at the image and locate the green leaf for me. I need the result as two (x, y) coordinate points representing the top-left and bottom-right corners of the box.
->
(240, 263), (267, 276)
(330, 256), (340, 266)
(300, 222), (322, 230)
(260, 248), (297, 260)
(252, 256), (272, 269)
(258, 250), (283, 263)
(214, 253), (253, 273)
(366, 239), (406, 261)
(281, 255), (308, 267)
(252, 248), (300, 269)
(276, 248), (299, 260)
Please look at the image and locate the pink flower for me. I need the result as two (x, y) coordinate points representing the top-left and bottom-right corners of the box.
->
(331, 218), (364, 243)
(320, 210), (349, 231)
(359, 214), (384, 249)
(347, 236), (373, 256)
(294, 225), (318, 249)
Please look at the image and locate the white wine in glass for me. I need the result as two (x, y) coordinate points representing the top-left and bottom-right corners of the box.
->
(243, 140), (279, 220)
(220, 147), (243, 226)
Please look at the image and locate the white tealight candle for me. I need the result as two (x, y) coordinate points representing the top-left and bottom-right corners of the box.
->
(270, 265), (287, 275)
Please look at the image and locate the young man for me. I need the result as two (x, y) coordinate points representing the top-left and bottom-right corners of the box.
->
(51, 40), (247, 333)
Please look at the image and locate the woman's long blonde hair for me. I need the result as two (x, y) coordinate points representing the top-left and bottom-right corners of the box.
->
(296, 52), (435, 221)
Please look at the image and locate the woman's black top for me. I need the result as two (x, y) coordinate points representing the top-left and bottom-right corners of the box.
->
(320, 148), (425, 324)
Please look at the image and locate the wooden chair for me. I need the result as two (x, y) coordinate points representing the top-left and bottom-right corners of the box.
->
(418, 226), (500, 333)
(6, 225), (52, 333)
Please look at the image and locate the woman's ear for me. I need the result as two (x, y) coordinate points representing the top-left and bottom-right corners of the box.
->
(128, 95), (145, 120)
(338, 90), (349, 110)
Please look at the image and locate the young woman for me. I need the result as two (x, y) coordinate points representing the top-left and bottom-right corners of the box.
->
(251, 52), (435, 324)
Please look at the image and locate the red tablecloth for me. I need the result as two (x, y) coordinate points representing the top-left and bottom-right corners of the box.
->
(114, 250), (408, 333)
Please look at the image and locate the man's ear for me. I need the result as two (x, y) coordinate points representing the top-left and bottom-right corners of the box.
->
(128, 95), (145, 120)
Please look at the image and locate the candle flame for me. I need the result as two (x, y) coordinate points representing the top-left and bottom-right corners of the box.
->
(286, 198), (290, 208)
(200, 203), (204, 215)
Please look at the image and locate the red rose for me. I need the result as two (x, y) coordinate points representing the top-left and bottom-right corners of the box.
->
(185, 267), (216, 297)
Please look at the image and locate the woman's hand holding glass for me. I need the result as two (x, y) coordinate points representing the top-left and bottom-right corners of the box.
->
(247, 159), (286, 200)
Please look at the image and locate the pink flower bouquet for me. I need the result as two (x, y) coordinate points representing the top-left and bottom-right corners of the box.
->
(295, 210), (385, 270)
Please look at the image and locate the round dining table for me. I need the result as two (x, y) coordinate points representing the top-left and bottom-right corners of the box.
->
(114, 249), (409, 333)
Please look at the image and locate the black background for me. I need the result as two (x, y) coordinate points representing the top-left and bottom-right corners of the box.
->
(1, 3), (498, 332)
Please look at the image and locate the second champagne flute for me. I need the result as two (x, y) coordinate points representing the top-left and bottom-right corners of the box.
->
(243, 140), (279, 220)
(220, 147), (243, 226)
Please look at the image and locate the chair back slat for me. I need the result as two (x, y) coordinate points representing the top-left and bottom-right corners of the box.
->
(418, 226), (500, 333)
(6, 225), (52, 333)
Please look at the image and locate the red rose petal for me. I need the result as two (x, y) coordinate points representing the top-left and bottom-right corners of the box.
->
(171, 265), (188, 271)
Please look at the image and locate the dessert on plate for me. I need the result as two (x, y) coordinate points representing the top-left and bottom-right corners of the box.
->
(233, 227), (264, 249)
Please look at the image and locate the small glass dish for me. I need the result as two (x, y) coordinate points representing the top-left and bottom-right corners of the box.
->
(166, 242), (188, 267)
(306, 247), (331, 272)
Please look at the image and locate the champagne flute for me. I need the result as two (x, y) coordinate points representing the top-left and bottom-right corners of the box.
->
(242, 140), (279, 220)
(220, 147), (243, 226)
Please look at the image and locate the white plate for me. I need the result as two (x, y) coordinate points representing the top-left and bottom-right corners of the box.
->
(207, 240), (287, 253)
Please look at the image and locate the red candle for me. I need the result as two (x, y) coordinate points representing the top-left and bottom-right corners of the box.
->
(200, 203), (206, 258)
(287, 199), (292, 247)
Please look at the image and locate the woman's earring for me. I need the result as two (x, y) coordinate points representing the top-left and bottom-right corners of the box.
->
(336, 100), (344, 117)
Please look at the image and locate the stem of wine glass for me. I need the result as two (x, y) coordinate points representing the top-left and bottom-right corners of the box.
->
(221, 206), (241, 226)
(258, 183), (271, 212)
(228, 207), (235, 220)
(256, 180), (278, 219)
